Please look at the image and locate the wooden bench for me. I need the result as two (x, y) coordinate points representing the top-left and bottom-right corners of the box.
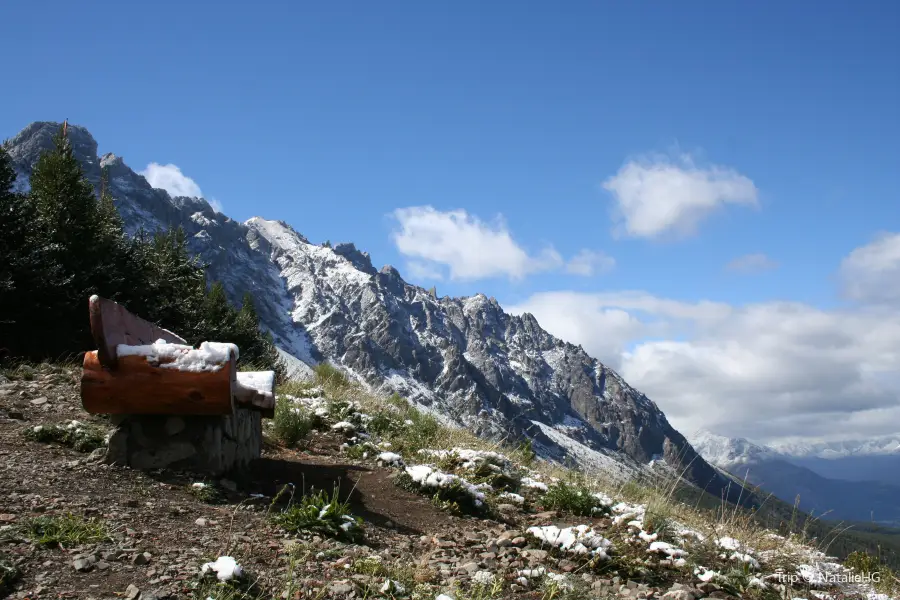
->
(81, 295), (276, 418)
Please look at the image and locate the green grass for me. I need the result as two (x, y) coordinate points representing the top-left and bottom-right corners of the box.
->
(23, 421), (106, 453)
(24, 513), (110, 547)
(270, 486), (363, 542)
(845, 550), (900, 596)
(540, 480), (610, 517)
(313, 362), (351, 389)
(271, 401), (313, 448)
(189, 481), (226, 504)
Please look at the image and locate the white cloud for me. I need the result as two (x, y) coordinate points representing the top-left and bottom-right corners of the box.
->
(725, 253), (778, 273)
(839, 232), (900, 304)
(507, 235), (900, 444)
(602, 153), (758, 239)
(140, 162), (203, 199)
(392, 206), (610, 281)
(209, 198), (224, 214)
(565, 249), (616, 277)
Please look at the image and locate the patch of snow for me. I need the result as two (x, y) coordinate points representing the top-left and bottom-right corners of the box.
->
(331, 421), (357, 434)
(521, 477), (549, 492)
(201, 556), (243, 581)
(527, 525), (613, 559)
(236, 371), (275, 409)
(694, 566), (719, 582)
(472, 571), (495, 585)
(404, 465), (489, 506)
(499, 492), (525, 505)
(117, 339), (238, 372)
(377, 452), (403, 466)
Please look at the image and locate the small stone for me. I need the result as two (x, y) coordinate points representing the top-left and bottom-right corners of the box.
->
(125, 584), (141, 600)
(73, 556), (96, 572)
(96, 561), (110, 571)
(328, 581), (354, 595)
(30, 397), (48, 405)
(511, 536), (527, 547)
(195, 518), (209, 527)
(459, 561), (480, 574)
(525, 549), (548, 561)
(132, 552), (152, 566)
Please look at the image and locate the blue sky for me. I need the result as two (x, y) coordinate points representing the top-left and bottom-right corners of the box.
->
(3, 1), (899, 442)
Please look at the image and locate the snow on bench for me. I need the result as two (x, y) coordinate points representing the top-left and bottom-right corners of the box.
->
(81, 295), (276, 417)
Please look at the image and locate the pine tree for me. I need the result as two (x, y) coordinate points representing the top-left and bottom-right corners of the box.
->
(0, 142), (72, 356)
(234, 292), (284, 379)
(126, 227), (207, 336)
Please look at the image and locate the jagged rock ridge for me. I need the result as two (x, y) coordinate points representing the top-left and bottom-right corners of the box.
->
(5, 121), (740, 502)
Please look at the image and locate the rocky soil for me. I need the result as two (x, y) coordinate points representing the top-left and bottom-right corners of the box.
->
(0, 364), (886, 600)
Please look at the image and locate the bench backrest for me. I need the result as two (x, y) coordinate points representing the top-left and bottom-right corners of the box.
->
(89, 295), (187, 369)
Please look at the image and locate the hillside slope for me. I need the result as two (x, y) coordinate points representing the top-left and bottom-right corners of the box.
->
(6, 120), (737, 502)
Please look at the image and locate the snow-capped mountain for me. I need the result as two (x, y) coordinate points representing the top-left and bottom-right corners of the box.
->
(772, 436), (900, 459)
(6, 121), (743, 502)
(689, 430), (783, 470)
(692, 431), (900, 525)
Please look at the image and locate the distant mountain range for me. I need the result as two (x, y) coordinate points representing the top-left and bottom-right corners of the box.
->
(692, 431), (900, 525)
(771, 436), (900, 459)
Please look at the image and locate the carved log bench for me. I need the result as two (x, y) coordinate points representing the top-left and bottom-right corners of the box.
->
(80, 295), (277, 474)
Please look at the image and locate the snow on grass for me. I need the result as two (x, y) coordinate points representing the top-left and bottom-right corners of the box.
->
(403, 464), (489, 508)
(647, 541), (689, 567)
(611, 501), (646, 527)
(521, 477), (548, 492)
(694, 566), (720, 582)
(377, 452), (403, 466)
(331, 421), (357, 435)
(527, 525), (613, 559)
(201, 556), (243, 582)
(498, 492), (525, 505)
(117, 339), (238, 372)
(419, 448), (512, 472)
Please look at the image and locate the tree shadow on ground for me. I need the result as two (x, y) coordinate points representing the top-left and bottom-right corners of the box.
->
(249, 457), (426, 536)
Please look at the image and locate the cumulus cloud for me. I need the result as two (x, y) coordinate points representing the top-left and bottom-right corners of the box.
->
(602, 153), (758, 239)
(391, 206), (612, 281)
(140, 162), (203, 199)
(839, 232), (900, 304)
(725, 253), (779, 273)
(507, 236), (900, 444)
(565, 249), (616, 277)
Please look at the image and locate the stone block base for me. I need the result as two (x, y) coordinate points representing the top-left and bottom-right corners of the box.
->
(105, 408), (261, 475)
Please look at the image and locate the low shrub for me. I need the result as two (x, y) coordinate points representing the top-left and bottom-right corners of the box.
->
(0, 554), (20, 597)
(270, 487), (363, 542)
(541, 480), (610, 517)
(23, 421), (106, 453)
(271, 402), (313, 448)
(24, 513), (110, 547)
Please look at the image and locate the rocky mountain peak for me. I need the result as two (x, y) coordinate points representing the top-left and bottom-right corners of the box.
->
(333, 242), (377, 275)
